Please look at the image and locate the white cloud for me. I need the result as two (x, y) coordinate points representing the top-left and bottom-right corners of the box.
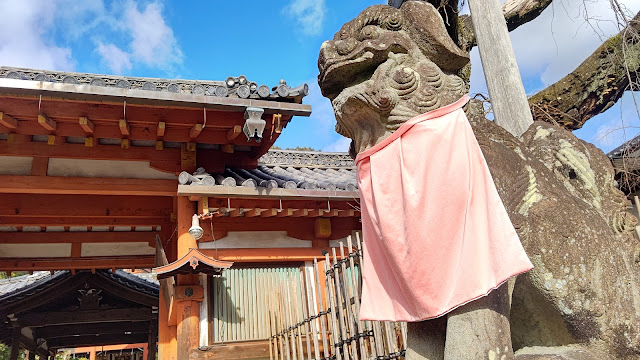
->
(0, 0), (74, 71)
(96, 42), (132, 74)
(0, 0), (183, 76)
(124, 1), (183, 70)
(323, 136), (351, 152)
(283, 0), (326, 36)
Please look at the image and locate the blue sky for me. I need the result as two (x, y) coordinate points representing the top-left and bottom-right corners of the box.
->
(0, 0), (638, 153)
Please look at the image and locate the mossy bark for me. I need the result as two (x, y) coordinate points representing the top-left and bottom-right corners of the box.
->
(529, 12), (640, 130)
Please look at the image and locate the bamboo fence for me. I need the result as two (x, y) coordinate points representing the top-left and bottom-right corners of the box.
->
(267, 234), (407, 360)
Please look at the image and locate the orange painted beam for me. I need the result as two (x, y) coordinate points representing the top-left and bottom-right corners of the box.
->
(197, 216), (361, 242)
(204, 197), (359, 212)
(199, 248), (343, 262)
(0, 231), (160, 243)
(0, 96), (248, 128)
(0, 215), (167, 227)
(0, 139), (181, 173)
(1, 193), (172, 218)
(176, 196), (197, 260)
(159, 289), (177, 360)
(75, 343), (150, 353)
(30, 157), (49, 176)
(1, 117), (259, 146)
(0, 175), (177, 196)
(0, 255), (155, 271)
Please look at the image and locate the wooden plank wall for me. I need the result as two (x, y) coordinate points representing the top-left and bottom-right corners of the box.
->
(212, 267), (303, 343)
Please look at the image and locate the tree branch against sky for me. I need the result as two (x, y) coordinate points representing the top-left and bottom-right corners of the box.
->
(529, 10), (640, 129)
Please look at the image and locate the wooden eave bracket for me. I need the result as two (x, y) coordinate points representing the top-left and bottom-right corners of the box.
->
(153, 248), (233, 280)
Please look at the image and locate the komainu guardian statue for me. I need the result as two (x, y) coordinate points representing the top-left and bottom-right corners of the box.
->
(318, 1), (640, 359)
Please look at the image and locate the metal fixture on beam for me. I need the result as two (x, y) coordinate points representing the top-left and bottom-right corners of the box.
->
(243, 107), (266, 142)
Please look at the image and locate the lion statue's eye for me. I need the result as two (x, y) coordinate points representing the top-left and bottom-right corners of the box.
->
(383, 15), (402, 31)
(360, 25), (380, 40)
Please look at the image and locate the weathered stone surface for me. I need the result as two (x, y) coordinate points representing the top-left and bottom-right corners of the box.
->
(515, 345), (610, 360)
(318, 1), (640, 359)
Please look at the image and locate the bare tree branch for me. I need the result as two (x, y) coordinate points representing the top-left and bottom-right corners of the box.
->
(503, 0), (554, 31)
(528, 11), (640, 130)
(388, 1), (554, 50)
(460, 0), (553, 49)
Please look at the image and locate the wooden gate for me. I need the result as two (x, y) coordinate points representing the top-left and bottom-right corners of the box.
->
(267, 234), (407, 360)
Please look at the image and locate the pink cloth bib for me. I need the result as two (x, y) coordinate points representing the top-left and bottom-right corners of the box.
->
(356, 95), (533, 322)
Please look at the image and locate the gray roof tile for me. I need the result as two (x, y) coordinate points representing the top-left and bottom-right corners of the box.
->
(180, 150), (358, 192)
(0, 66), (308, 102)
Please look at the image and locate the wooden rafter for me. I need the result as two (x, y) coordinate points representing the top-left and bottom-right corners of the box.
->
(199, 247), (343, 262)
(204, 197), (358, 212)
(227, 125), (242, 140)
(157, 121), (166, 137)
(78, 117), (94, 134)
(179, 185), (359, 200)
(37, 113), (56, 131)
(119, 119), (130, 136)
(1, 119), (264, 146)
(190, 123), (203, 139)
(0, 112), (17, 129)
(193, 216), (361, 242)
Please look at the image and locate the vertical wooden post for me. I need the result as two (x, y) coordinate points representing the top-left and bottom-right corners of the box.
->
(158, 288), (177, 360)
(89, 348), (96, 360)
(467, 0), (533, 137)
(9, 327), (20, 360)
(176, 195), (200, 358)
(147, 322), (157, 360)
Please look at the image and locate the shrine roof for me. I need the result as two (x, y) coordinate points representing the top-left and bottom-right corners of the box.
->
(0, 66), (309, 104)
(0, 271), (69, 299)
(0, 270), (158, 303)
(0, 270), (159, 352)
(184, 149), (358, 193)
(608, 134), (640, 159)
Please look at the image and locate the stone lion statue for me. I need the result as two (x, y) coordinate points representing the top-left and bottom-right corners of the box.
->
(318, 2), (640, 359)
